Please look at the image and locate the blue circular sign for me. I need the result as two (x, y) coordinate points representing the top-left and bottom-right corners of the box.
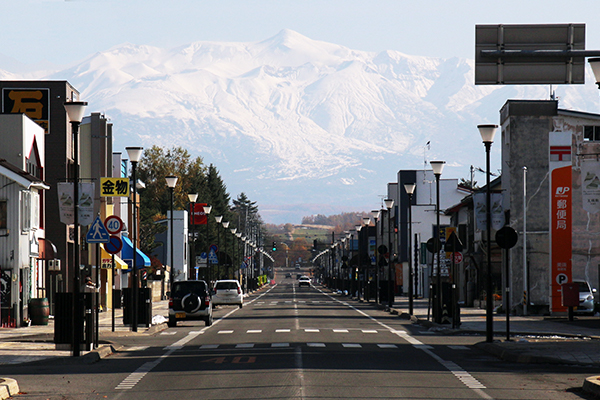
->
(105, 235), (123, 254)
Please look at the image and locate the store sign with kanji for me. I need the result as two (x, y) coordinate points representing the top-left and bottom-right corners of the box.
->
(100, 177), (129, 197)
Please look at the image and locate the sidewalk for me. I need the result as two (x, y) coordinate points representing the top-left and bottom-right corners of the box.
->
(0, 299), (170, 365)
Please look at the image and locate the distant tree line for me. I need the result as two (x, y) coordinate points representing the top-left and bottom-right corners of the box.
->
(301, 212), (368, 232)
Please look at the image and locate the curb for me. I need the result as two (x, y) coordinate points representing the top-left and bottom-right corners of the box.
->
(583, 376), (600, 397)
(0, 378), (19, 400)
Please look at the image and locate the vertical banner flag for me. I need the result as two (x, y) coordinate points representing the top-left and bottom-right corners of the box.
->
(57, 182), (74, 225)
(549, 132), (572, 313)
(473, 192), (504, 230)
(57, 182), (95, 226)
(582, 160), (600, 213)
(190, 203), (208, 225)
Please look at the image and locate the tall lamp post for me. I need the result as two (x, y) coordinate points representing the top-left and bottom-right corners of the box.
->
(371, 210), (380, 303)
(362, 217), (371, 301)
(404, 183), (416, 315)
(221, 221), (229, 279)
(126, 147), (143, 332)
(188, 193), (198, 279)
(478, 124), (498, 343)
(215, 215), (223, 273)
(64, 100), (87, 357)
(165, 175), (178, 296)
(203, 205), (213, 281)
(384, 199), (394, 307)
(230, 228), (237, 279)
(430, 160), (445, 324)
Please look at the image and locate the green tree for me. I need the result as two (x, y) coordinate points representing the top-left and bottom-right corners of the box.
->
(136, 145), (207, 255)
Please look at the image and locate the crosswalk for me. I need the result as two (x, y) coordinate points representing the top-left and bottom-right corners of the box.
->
(161, 328), (386, 335)
(252, 300), (335, 305)
(191, 342), (404, 350)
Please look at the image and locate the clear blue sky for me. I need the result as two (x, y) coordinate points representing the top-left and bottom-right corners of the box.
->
(3, 0), (600, 66)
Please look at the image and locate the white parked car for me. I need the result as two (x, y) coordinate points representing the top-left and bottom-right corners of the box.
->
(213, 280), (244, 308)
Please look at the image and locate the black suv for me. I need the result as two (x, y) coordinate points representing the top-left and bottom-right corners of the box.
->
(168, 280), (213, 327)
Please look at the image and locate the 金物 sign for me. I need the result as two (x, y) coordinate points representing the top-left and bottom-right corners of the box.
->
(100, 177), (129, 197)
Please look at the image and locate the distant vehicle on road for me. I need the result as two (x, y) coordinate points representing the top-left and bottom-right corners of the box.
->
(298, 276), (311, 287)
(213, 280), (243, 308)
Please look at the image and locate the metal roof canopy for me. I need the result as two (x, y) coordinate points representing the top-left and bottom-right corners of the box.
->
(475, 24), (588, 85)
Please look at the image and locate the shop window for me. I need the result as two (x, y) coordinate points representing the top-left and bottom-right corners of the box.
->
(584, 126), (600, 142)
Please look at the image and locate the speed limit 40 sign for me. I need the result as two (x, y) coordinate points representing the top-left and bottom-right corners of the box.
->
(104, 215), (124, 234)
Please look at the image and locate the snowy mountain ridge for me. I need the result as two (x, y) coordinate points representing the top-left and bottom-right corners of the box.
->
(2, 29), (599, 223)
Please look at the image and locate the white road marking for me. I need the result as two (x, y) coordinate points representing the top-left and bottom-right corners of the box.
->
(377, 344), (397, 349)
(247, 329), (262, 333)
(342, 343), (362, 348)
(304, 329), (319, 333)
(361, 329), (378, 334)
(307, 343), (326, 347)
(218, 330), (234, 334)
(276, 329), (291, 333)
(272, 343), (290, 347)
(316, 287), (491, 399)
(236, 343), (255, 348)
(200, 344), (219, 349)
(333, 329), (349, 333)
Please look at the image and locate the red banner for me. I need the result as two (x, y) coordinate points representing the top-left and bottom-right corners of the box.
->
(551, 165), (572, 312)
(190, 203), (208, 225)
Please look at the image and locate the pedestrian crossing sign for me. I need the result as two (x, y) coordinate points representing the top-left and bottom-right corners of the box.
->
(86, 216), (110, 243)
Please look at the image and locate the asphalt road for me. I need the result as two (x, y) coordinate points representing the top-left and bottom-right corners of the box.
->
(3, 268), (600, 399)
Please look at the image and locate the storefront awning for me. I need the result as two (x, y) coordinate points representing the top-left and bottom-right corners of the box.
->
(100, 246), (128, 269)
(38, 238), (57, 260)
(121, 236), (151, 267)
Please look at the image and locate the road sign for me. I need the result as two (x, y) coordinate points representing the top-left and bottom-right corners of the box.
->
(86, 216), (110, 243)
(475, 24), (586, 85)
(454, 252), (463, 264)
(209, 244), (219, 253)
(496, 226), (519, 249)
(104, 215), (124, 234)
(104, 235), (123, 254)
(209, 249), (219, 264)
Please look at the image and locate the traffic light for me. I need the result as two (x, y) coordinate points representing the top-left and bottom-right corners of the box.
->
(272, 241), (277, 251)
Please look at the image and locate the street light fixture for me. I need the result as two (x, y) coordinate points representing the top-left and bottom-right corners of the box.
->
(589, 58), (600, 88)
(126, 146), (143, 332)
(430, 160), (445, 324)
(404, 183), (416, 315)
(188, 193), (198, 279)
(165, 175), (178, 296)
(64, 100), (87, 357)
(478, 123), (498, 343)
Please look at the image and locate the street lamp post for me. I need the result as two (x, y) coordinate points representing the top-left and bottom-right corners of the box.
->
(384, 199), (394, 308)
(215, 215), (223, 275)
(430, 160), (445, 324)
(126, 147), (143, 332)
(404, 183), (416, 315)
(188, 193), (198, 279)
(222, 221), (229, 279)
(230, 228), (237, 279)
(203, 206), (213, 282)
(478, 124), (498, 343)
(371, 210), (380, 303)
(362, 217), (371, 301)
(64, 100), (87, 357)
(165, 176), (178, 297)
(354, 225), (361, 298)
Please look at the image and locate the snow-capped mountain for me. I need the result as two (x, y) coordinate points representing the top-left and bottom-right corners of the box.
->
(3, 29), (600, 223)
